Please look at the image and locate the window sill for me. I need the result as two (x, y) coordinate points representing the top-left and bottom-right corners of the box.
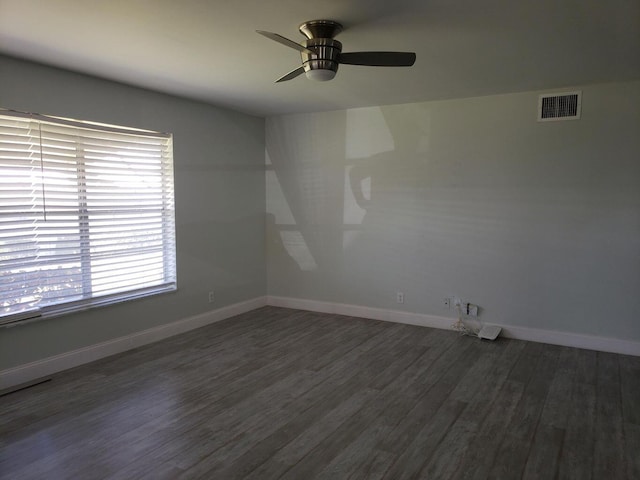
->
(0, 284), (177, 328)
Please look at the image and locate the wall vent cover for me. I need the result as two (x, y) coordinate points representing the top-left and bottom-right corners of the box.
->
(538, 91), (582, 121)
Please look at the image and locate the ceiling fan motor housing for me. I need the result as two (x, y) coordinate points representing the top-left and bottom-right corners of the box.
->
(301, 38), (342, 80)
(299, 20), (343, 81)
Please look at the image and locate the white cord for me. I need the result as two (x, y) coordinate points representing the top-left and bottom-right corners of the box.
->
(452, 302), (480, 338)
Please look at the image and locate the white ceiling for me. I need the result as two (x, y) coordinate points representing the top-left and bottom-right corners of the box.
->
(1, 0), (639, 117)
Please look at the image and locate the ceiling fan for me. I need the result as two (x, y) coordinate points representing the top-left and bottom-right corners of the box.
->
(257, 20), (416, 82)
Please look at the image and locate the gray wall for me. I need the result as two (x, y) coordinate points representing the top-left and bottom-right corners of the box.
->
(266, 81), (640, 342)
(0, 55), (266, 369)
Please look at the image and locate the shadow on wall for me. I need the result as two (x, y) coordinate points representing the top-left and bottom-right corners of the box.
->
(265, 104), (432, 301)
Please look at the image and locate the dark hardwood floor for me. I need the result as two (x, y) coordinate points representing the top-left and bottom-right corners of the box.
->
(1, 306), (639, 479)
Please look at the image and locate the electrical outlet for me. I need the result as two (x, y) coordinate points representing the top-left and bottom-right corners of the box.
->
(444, 297), (451, 309)
(208, 291), (215, 303)
(396, 292), (404, 304)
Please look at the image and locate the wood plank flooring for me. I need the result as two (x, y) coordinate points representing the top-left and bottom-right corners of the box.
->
(1, 306), (639, 479)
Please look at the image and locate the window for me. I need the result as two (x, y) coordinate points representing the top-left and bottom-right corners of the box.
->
(0, 110), (176, 325)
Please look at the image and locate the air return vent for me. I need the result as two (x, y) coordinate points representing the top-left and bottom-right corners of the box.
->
(538, 91), (581, 121)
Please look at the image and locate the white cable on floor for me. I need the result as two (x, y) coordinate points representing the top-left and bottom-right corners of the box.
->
(452, 302), (480, 338)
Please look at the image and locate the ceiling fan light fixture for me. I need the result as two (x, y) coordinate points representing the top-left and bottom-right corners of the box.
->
(305, 69), (336, 81)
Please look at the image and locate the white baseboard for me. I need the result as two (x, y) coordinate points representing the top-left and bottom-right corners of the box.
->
(267, 296), (640, 357)
(267, 296), (453, 330)
(499, 324), (640, 357)
(0, 296), (267, 391)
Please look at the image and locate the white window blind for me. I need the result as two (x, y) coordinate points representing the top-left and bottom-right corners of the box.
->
(0, 110), (176, 325)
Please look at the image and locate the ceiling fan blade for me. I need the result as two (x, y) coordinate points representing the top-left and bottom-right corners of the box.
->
(338, 52), (416, 67)
(256, 30), (316, 55)
(275, 66), (306, 83)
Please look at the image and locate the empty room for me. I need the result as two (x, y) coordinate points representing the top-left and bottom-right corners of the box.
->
(1, 1), (639, 479)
